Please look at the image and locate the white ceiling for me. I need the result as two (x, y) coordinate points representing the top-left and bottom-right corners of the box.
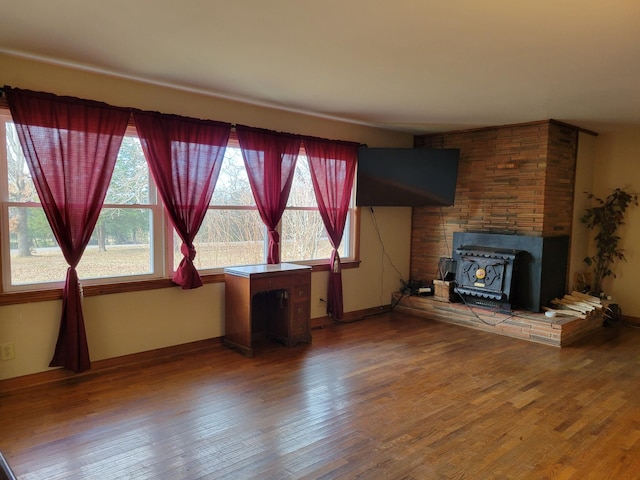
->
(1, 0), (639, 134)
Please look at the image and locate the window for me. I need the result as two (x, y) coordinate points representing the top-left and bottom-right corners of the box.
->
(2, 119), (163, 290)
(174, 144), (264, 270)
(174, 139), (354, 271)
(1, 113), (356, 292)
(280, 151), (349, 262)
(93, 130), (163, 281)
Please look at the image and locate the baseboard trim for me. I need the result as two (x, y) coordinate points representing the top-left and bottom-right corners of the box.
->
(0, 337), (222, 393)
(2, 305), (393, 392)
(311, 304), (393, 328)
(622, 314), (640, 327)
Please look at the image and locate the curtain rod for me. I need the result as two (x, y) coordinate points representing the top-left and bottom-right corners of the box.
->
(0, 86), (366, 147)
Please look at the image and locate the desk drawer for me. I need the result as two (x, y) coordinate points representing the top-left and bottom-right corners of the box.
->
(251, 274), (291, 292)
(291, 300), (311, 339)
(292, 283), (310, 300)
(292, 272), (311, 299)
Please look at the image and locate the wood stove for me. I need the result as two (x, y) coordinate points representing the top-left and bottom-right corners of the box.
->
(451, 232), (570, 313)
(454, 245), (523, 311)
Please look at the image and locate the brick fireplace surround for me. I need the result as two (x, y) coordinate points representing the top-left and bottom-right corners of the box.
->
(398, 119), (602, 346)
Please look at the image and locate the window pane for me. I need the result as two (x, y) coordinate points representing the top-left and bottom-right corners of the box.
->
(211, 147), (255, 206)
(280, 209), (346, 261)
(174, 209), (265, 270)
(9, 206), (66, 285)
(78, 208), (153, 279)
(8, 206), (154, 286)
(6, 122), (38, 202)
(105, 136), (150, 204)
(287, 156), (316, 207)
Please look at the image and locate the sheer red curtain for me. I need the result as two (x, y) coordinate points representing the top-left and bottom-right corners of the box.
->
(304, 137), (358, 320)
(236, 125), (301, 264)
(133, 111), (231, 288)
(5, 87), (130, 373)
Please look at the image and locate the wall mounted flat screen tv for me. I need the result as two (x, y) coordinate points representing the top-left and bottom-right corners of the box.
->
(356, 147), (460, 207)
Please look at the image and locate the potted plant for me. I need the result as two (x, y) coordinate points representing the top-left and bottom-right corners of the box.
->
(581, 187), (638, 297)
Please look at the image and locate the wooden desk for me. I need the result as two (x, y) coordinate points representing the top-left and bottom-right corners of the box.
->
(223, 263), (312, 357)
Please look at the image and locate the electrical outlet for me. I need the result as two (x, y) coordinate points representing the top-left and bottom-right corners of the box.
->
(1, 342), (15, 361)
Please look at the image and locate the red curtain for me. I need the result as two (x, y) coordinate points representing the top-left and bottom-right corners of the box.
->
(133, 111), (231, 288)
(5, 87), (130, 373)
(236, 125), (301, 264)
(304, 137), (358, 319)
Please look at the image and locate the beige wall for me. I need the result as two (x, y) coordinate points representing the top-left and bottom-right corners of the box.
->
(568, 132), (597, 292)
(0, 53), (413, 380)
(587, 126), (640, 317)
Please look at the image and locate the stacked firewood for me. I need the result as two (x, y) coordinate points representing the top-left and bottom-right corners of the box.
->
(545, 291), (603, 319)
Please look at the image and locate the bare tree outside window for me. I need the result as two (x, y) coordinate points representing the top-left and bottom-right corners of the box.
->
(281, 156), (348, 261)
(98, 136), (151, 251)
(179, 147), (264, 269)
(6, 121), (41, 257)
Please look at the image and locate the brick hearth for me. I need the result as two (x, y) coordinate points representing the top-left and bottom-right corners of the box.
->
(393, 294), (603, 347)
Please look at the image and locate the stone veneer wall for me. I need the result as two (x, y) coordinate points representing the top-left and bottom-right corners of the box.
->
(411, 120), (579, 283)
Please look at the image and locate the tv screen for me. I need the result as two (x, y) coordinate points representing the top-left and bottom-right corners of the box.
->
(356, 147), (460, 207)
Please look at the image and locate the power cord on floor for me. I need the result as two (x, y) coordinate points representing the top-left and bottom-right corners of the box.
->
(390, 290), (410, 311)
(454, 286), (514, 327)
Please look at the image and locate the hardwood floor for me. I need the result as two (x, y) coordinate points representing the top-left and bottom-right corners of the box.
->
(1, 312), (640, 479)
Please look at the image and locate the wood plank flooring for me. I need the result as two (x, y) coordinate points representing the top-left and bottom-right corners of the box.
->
(1, 312), (640, 479)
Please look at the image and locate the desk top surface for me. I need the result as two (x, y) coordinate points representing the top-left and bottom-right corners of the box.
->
(224, 263), (312, 278)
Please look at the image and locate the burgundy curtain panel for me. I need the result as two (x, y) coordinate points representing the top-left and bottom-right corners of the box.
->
(5, 87), (130, 373)
(133, 111), (231, 288)
(304, 137), (358, 320)
(236, 125), (301, 264)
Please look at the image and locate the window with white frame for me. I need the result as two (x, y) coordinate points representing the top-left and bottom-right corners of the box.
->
(173, 143), (265, 270)
(2, 119), (163, 290)
(1, 113), (356, 292)
(280, 150), (349, 262)
(174, 140), (353, 271)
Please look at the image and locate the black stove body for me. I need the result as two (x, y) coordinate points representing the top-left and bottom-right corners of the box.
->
(454, 245), (523, 311)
